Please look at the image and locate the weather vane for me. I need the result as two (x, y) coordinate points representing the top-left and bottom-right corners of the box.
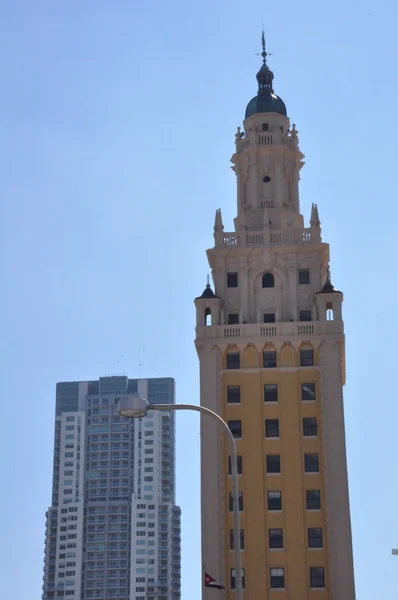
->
(255, 30), (274, 61)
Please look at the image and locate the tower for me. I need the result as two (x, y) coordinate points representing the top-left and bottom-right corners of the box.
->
(195, 34), (356, 599)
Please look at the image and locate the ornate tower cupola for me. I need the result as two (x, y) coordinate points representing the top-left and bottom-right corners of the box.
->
(231, 32), (305, 239)
(245, 32), (287, 119)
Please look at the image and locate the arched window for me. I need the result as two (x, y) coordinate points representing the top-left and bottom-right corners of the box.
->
(326, 302), (334, 321)
(262, 273), (275, 288)
(205, 308), (212, 326)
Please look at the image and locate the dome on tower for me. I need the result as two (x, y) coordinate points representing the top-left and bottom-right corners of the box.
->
(245, 93), (287, 119)
(245, 33), (287, 119)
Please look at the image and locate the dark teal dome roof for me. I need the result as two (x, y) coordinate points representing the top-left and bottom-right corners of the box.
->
(245, 33), (287, 119)
(245, 92), (287, 119)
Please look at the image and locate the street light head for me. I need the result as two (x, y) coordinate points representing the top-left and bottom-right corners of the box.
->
(118, 395), (149, 418)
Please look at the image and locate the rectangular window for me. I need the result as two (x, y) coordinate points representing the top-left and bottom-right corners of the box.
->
(303, 417), (317, 437)
(267, 491), (282, 511)
(310, 567), (325, 588)
(270, 568), (285, 589)
(299, 268), (310, 284)
(264, 384), (278, 403)
(226, 353), (240, 369)
(228, 455), (243, 475)
(228, 313), (239, 325)
(266, 454), (281, 474)
(228, 420), (242, 439)
(262, 123), (269, 131)
(269, 528), (283, 549)
(265, 419), (279, 438)
(263, 351), (277, 368)
(305, 453), (319, 473)
(231, 568), (245, 590)
(300, 349), (314, 366)
(229, 529), (245, 550)
(263, 313), (276, 323)
(227, 386), (241, 404)
(300, 310), (312, 321)
(229, 492), (243, 512)
(306, 489), (321, 510)
(227, 272), (238, 288)
(301, 383), (315, 401)
(308, 527), (323, 548)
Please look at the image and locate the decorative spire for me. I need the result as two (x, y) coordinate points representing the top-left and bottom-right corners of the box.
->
(316, 266), (341, 295)
(325, 266), (331, 284)
(256, 31), (274, 93)
(310, 203), (320, 227)
(214, 208), (224, 232)
(195, 277), (220, 300)
(261, 30), (267, 64)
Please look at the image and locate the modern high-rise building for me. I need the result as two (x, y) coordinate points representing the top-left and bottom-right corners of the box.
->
(42, 376), (181, 600)
(195, 36), (356, 599)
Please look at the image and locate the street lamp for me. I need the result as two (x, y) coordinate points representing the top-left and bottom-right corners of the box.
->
(118, 395), (243, 600)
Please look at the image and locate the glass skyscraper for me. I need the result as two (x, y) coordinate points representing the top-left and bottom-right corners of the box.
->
(42, 376), (181, 600)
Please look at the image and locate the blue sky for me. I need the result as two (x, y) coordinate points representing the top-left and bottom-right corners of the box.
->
(1, 1), (398, 598)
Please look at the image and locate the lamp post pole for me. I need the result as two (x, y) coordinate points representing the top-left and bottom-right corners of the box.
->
(118, 397), (242, 600)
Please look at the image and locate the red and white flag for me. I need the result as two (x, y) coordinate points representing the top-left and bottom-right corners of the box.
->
(204, 572), (225, 590)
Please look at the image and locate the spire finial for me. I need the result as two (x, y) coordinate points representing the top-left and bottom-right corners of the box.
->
(206, 274), (210, 288)
(326, 266), (331, 283)
(261, 30), (267, 64)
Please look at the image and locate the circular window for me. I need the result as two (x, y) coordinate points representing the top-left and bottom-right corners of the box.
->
(263, 176), (271, 183)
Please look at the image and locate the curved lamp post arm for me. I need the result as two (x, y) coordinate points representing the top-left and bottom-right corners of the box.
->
(150, 403), (243, 600)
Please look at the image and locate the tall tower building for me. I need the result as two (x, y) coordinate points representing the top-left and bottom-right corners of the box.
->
(42, 376), (181, 600)
(195, 35), (356, 599)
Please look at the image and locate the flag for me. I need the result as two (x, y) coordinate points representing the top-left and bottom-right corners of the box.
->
(204, 572), (225, 590)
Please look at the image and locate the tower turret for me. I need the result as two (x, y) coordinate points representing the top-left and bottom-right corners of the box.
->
(315, 267), (343, 321)
(194, 280), (221, 327)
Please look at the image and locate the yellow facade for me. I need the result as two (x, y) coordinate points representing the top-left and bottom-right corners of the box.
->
(222, 345), (329, 598)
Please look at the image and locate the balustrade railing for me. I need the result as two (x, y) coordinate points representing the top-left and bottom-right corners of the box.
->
(220, 227), (314, 248)
(197, 320), (343, 340)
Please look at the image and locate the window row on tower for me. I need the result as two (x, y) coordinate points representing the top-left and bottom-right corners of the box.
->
(230, 566), (325, 590)
(226, 451), (320, 473)
(227, 309), (313, 324)
(226, 268), (311, 289)
(227, 418), (317, 439)
(226, 347), (315, 369)
(226, 381), (316, 403)
(228, 526), (323, 550)
(227, 489), (321, 511)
